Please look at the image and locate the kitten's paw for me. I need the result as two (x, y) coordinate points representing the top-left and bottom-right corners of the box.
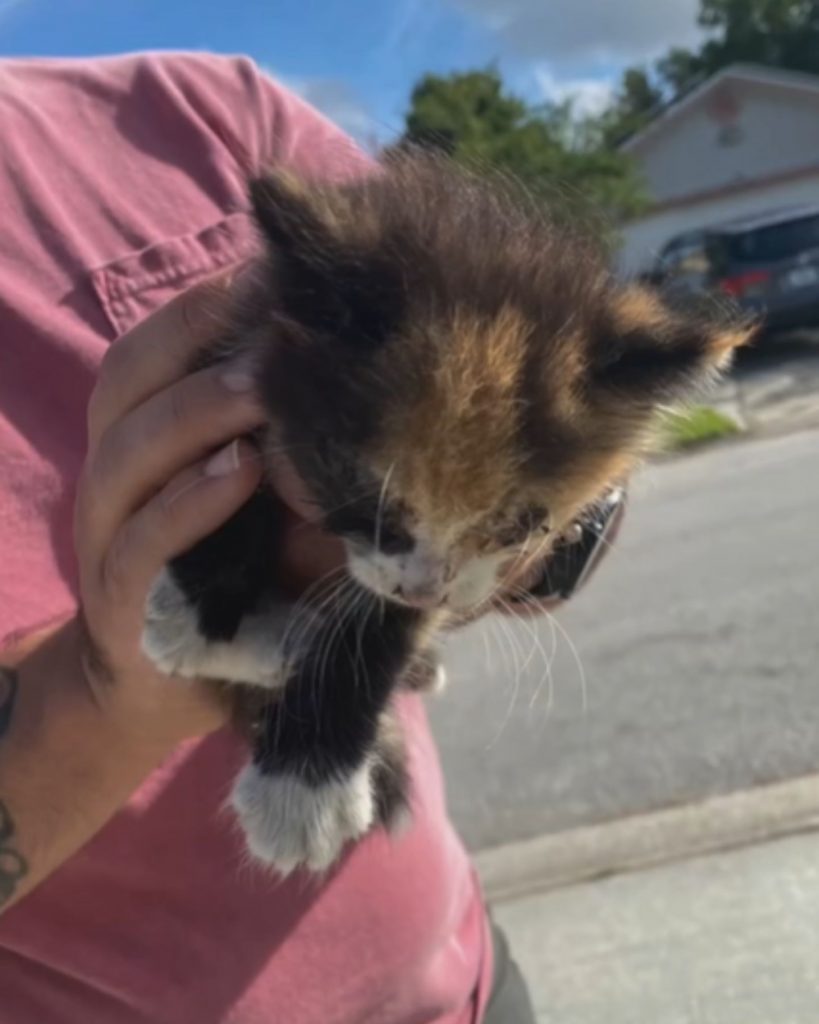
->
(402, 651), (448, 695)
(142, 569), (209, 679)
(141, 569), (290, 687)
(231, 761), (376, 875)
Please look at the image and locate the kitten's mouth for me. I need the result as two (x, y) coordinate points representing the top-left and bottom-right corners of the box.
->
(388, 587), (448, 611)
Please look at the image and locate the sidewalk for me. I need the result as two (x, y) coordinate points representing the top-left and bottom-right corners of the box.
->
(478, 775), (819, 1023)
(711, 339), (819, 437)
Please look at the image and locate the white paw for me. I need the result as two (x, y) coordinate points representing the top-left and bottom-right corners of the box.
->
(141, 569), (290, 688)
(231, 761), (376, 875)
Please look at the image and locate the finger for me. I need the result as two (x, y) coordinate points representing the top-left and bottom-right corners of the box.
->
(99, 440), (262, 614)
(87, 265), (253, 449)
(81, 364), (265, 560)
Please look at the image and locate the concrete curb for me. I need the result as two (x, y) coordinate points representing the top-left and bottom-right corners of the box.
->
(475, 774), (819, 905)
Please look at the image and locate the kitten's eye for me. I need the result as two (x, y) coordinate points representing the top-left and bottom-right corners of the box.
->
(323, 508), (413, 554)
(496, 506), (551, 548)
(375, 524), (414, 556)
(496, 525), (529, 549)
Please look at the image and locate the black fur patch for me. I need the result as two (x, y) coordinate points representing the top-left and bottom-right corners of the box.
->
(370, 716), (411, 829)
(592, 326), (710, 401)
(251, 174), (406, 352)
(168, 487), (283, 642)
(252, 591), (421, 787)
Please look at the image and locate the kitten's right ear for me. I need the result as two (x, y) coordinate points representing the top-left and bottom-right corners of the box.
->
(250, 171), (342, 265)
(249, 171), (402, 347)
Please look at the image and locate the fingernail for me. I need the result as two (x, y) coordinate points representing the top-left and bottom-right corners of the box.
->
(205, 440), (240, 477)
(222, 366), (256, 393)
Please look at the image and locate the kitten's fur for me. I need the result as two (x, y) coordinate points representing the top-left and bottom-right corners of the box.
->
(142, 155), (752, 874)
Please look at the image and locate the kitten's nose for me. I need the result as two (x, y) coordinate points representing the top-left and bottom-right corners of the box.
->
(393, 583), (445, 609)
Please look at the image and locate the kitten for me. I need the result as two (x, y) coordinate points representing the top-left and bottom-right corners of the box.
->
(141, 154), (752, 874)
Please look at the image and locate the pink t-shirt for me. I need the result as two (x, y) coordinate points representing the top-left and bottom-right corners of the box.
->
(0, 53), (492, 1024)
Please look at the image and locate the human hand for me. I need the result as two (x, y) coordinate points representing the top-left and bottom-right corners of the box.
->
(72, 270), (342, 748)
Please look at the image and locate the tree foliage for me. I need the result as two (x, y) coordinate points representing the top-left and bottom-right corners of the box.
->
(608, 0), (819, 144)
(396, 68), (648, 226)
(396, 1), (819, 226)
(598, 67), (663, 149)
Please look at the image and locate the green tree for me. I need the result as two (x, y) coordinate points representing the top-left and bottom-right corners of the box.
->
(697, 0), (819, 75)
(605, 0), (819, 147)
(655, 47), (706, 96)
(397, 68), (647, 225)
(599, 67), (664, 148)
(403, 69), (526, 156)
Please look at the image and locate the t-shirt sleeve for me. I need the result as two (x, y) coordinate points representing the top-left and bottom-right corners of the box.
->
(251, 65), (376, 182)
(146, 52), (375, 183)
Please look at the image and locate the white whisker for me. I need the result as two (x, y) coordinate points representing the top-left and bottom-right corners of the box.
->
(486, 611), (526, 748)
(508, 586), (590, 718)
(374, 461), (396, 552)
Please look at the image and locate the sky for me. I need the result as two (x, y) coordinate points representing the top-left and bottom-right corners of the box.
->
(0, 0), (704, 145)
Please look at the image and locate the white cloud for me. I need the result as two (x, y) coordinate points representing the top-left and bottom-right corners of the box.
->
(452, 0), (703, 66)
(535, 68), (615, 117)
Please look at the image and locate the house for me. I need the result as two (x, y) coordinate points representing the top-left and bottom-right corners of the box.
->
(617, 64), (819, 277)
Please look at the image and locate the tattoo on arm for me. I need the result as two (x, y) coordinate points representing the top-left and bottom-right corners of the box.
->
(0, 667), (29, 907)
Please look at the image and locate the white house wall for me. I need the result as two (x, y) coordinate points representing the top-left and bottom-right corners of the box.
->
(633, 82), (819, 204)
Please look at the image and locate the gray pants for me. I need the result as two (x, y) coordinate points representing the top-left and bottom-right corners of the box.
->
(483, 920), (537, 1024)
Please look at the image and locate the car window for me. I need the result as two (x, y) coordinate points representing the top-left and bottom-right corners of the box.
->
(727, 214), (819, 264)
(659, 234), (709, 277)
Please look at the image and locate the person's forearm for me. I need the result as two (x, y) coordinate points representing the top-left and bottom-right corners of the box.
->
(0, 620), (176, 914)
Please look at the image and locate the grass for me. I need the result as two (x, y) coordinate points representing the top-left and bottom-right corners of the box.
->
(658, 405), (742, 452)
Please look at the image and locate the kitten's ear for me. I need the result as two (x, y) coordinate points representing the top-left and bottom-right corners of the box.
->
(249, 171), (401, 346)
(592, 286), (756, 401)
(250, 171), (344, 259)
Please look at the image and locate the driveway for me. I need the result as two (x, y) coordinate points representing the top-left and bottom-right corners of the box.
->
(715, 331), (819, 434)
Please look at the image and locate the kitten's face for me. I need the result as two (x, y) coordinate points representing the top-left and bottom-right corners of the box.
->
(245, 156), (754, 613)
(327, 488), (552, 611)
(268, 435), (556, 612)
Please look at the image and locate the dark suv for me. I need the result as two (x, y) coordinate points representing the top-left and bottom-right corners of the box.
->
(648, 205), (819, 331)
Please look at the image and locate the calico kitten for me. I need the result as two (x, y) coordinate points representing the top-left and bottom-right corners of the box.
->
(142, 155), (752, 874)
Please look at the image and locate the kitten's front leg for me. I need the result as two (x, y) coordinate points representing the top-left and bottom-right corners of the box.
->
(141, 489), (296, 687)
(401, 645), (448, 695)
(142, 568), (302, 688)
(232, 595), (421, 874)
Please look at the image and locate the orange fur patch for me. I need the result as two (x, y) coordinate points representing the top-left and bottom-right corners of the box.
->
(370, 305), (648, 540)
(710, 324), (757, 362)
(374, 307), (532, 526)
(547, 447), (637, 520)
(612, 287), (668, 337)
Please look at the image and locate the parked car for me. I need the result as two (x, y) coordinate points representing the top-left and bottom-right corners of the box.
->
(646, 205), (819, 332)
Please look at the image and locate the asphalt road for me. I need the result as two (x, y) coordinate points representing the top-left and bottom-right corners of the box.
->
(429, 427), (819, 852)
